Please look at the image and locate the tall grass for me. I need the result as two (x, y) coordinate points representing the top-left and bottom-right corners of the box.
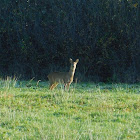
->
(0, 79), (140, 139)
(0, 76), (18, 89)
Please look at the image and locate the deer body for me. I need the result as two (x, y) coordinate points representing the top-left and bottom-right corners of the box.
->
(48, 58), (79, 90)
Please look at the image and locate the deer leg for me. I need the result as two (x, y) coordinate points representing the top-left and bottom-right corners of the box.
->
(66, 83), (70, 91)
(49, 82), (55, 90)
(51, 83), (58, 90)
(64, 84), (67, 91)
(49, 84), (54, 90)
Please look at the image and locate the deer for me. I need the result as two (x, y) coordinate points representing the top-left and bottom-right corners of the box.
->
(48, 58), (79, 90)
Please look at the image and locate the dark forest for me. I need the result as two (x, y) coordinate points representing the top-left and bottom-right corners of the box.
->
(0, 0), (140, 83)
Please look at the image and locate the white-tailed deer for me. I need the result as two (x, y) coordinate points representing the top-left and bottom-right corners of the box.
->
(48, 58), (79, 90)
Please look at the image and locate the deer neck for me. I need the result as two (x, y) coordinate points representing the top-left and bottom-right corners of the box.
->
(69, 67), (75, 78)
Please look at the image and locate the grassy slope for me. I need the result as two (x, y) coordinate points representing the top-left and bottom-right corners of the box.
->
(0, 79), (140, 140)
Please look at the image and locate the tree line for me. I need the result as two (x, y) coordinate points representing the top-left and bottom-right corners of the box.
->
(0, 0), (140, 83)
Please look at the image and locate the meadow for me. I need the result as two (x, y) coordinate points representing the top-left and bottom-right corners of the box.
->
(0, 78), (140, 140)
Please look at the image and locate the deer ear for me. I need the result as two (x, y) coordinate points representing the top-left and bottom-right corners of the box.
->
(70, 58), (73, 63)
(75, 59), (79, 63)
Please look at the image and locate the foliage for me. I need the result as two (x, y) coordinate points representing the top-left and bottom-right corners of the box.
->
(0, 0), (140, 82)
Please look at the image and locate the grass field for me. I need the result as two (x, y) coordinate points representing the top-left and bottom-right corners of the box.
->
(0, 78), (140, 140)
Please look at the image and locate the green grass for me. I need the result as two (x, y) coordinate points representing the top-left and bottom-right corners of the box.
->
(0, 78), (140, 140)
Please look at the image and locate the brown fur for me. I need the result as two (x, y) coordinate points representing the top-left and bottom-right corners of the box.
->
(48, 58), (79, 90)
